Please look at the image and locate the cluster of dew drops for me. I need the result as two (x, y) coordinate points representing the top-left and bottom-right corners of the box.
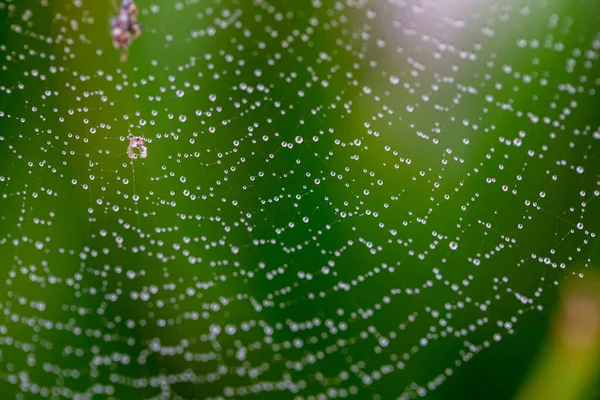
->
(0, 0), (599, 399)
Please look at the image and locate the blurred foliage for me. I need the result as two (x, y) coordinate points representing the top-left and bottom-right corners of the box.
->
(517, 268), (600, 400)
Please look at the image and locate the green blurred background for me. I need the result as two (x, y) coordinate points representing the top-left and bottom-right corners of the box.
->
(0, 0), (599, 399)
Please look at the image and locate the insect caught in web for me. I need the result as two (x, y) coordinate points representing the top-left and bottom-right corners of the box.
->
(127, 134), (148, 160)
(110, 0), (142, 62)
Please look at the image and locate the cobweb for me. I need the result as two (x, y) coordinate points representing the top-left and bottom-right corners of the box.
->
(0, 0), (599, 399)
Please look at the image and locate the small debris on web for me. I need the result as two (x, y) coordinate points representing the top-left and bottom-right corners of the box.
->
(127, 134), (147, 160)
(110, 0), (142, 62)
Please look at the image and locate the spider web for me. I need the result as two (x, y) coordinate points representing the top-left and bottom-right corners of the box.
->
(0, 0), (599, 399)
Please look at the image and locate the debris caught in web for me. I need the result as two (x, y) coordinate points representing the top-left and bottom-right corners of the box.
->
(110, 0), (141, 62)
(127, 134), (147, 160)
